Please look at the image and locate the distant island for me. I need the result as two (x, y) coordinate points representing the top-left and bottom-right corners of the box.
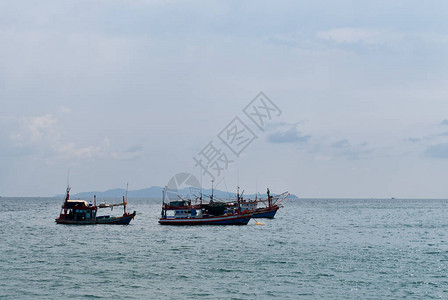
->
(55, 186), (298, 199)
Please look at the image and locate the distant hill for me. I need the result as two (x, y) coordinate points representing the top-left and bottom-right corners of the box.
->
(55, 186), (298, 200)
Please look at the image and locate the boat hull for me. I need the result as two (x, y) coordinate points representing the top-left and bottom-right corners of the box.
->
(55, 212), (136, 225)
(159, 213), (252, 225)
(253, 206), (279, 218)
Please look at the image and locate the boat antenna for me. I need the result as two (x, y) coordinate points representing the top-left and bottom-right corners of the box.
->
(255, 179), (258, 201)
(126, 183), (129, 202)
(64, 169), (71, 215)
(123, 183), (128, 215)
(237, 186), (241, 213)
(211, 179), (214, 202)
(237, 166), (240, 188)
(267, 187), (271, 208)
(66, 168), (70, 189)
(223, 178), (231, 199)
(200, 169), (203, 194)
(162, 186), (166, 205)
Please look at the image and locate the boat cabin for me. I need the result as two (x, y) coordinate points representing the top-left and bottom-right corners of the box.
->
(59, 200), (97, 221)
(163, 200), (203, 219)
(240, 200), (257, 212)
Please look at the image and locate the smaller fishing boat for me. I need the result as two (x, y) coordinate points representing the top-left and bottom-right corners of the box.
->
(158, 187), (252, 225)
(55, 186), (136, 225)
(251, 188), (288, 218)
(227, 188), (289, 219)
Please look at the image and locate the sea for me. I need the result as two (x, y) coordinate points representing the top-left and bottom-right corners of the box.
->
(1, 197), (448, 299)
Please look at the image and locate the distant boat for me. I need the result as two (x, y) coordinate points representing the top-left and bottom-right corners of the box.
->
(55, 186), (136, 225)
(158, 187), (252, 225)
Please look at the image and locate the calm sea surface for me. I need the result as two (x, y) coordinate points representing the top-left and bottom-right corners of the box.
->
(1, 197), (448, 299)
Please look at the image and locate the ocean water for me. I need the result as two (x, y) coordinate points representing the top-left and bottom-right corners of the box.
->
(1, 197), (448, 299)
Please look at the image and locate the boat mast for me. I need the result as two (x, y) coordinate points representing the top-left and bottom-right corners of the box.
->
(267, 188), (272, 208)
(211, 179), (214, 202)
(122, 196), (127, 215)
(126, 183), (128, 203)
(124, 183), (129, 215)
(63, 169), (70, 214)
(237, 186), (241, 214)
(255, 179), (258, 202)
(64, 185), (70, 215)
(162, 186), (167, 217)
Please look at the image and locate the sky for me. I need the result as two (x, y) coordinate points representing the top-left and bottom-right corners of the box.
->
(2, 0), (448, 198)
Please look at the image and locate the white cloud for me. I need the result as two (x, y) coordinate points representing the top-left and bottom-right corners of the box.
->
(56, 140), (109, 160)
(316, 27), (403, 45)
(111, 145), (145, 161)
(266, 123), (311, 144)
(1, 113), (116, 161)
(8, 114), (59, 147)
(57, 106), (72, 114)
(26, 114), (58, 142)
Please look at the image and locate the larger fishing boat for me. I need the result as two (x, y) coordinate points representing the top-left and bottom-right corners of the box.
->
(55, 186), (136, 225)
(158, 187), (252, 225)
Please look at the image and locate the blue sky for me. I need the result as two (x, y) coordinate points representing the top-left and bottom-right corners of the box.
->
(2, 0), (448, 197)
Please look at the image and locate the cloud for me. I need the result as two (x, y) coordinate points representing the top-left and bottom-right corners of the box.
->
(314, 27), (448, 58)
(0, 117), (35, 157)
(317, 139), (373, 160)
(316, 28), (403, 45)
(0, 113), (114, 161)
(406, 127), (448, 145)
(407, 120), (448, 158)
(0, 114), (61, 156)
(57, 106), (72, 114)
(425, 143), (448, 159)
(25, 114), (58, 142)
(331, 139), (350, 148)
(0, 112), (149, 163)
(265, 122), (372, 160)
(407, 137), (421, 143)
(267, 124), (310, 144)
(56, 138), (111, 160)
(111, 145), (145, 160)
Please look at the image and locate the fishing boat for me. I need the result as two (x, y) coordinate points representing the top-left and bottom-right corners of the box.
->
(227, 188), (290, 218)
(158, 187), (253, 225)
(252, 188), (289, 218)
(55, 186), (136, 225)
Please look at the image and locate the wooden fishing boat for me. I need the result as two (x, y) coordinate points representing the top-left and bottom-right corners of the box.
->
(55, 186), (136, 225)
(253, 205), (279, 218)
(227, 188), (289, 219)
(158, 188), (252, 225)
(159, 210), (253, 225)
(252, 188), (288, 218)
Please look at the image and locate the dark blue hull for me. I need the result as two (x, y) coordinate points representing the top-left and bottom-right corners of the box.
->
(56, 212), (136, 225)
(159, 212), (252, 225)
(253, 206), (279, 218)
